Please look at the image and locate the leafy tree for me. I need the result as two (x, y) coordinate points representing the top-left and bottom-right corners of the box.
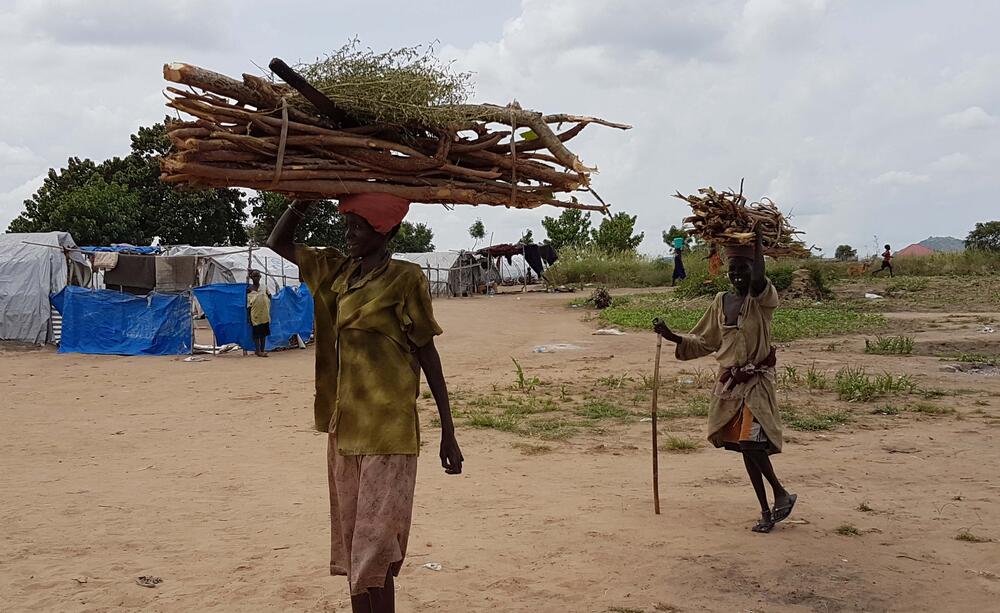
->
(248, 192), (346, 251)
(541, 209), (592, 250)
(391, 221), (435, 253)
(10, 174), (145, 245)
(834, 244), (857, 261)
(965, 221), (1000, 252)
(591, 212), (644, 253)
(518, 229), (535, 245)
(8, 120), (247, 246)
(469, 219), (486, 239)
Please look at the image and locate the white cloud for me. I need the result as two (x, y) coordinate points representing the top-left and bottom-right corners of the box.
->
(0, 173), (46, 231)
(871, 171), (930, 186)
(1, 0), (999, 255)
(940, 106), (997, 130)
(929, 152), (973, 173)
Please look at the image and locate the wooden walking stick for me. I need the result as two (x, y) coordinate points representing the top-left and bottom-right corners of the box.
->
(651, 319), (663, 515)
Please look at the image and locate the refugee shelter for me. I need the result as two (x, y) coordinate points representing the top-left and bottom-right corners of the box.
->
(0, 232), (89, 344)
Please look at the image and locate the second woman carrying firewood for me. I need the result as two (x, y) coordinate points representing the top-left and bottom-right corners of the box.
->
(653, 227), (796, 533)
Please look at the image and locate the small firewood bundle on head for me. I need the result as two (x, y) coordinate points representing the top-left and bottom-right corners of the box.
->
(159, 42), (630, 212)
(673, 185), (811, 258)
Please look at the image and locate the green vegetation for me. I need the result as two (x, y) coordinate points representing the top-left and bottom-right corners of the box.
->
(865, 335), (915, 355)
(661, 435), (702, 452)
(909, 403), (955, 415)
(871, 405), (900, 415)
(955, 530), (992, 543)
(806, 364), (830, 390)
(510, 442), (554, 456)
(835, 523), (862, 536)
(957, 354), (1000, 367)
(598, 294), (884, 342)
(577, 401), (629, 420)
(835, 367), (916, 402)
(782, 408), (852, 431)
(546, 247), (675, 287)
(511, 358), (540, 392)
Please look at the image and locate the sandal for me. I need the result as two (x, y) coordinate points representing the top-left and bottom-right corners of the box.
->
(773, 493), (798, 523)
(751, 509), (774, 533)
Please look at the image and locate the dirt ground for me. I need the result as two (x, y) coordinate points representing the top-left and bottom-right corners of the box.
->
(2, 289), (999, 612)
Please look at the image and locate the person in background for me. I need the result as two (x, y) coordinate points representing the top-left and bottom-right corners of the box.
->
(654, 227), (796, 533)
(247, 269), (270, 357)
(266, 194), (463, 613)
(671, 237), (687, 287)
(872, 244), (893, 277)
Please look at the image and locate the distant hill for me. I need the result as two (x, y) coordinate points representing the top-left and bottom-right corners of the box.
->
(918, 236), (965, 252)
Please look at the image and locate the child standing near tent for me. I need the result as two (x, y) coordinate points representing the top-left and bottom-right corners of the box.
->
(653, 228), (796, 533)
(246, 270), (270, 357)
(267, 194), (463, 613)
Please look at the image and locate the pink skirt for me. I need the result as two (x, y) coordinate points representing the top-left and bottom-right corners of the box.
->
(327, 433), (418, 595)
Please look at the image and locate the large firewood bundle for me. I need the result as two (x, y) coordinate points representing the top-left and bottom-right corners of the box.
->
(159, 48), (629, 212)
(674, 185), (811, 258)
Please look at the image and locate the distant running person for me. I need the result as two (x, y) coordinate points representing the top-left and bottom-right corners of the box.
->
(872, 244), (893, 277)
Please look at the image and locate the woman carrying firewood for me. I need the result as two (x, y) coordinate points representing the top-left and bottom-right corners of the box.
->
(653, 227), (796, 533)
(267, 194), (463, 612)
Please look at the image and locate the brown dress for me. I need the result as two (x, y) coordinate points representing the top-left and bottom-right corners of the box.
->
(674, 281), (784, 454)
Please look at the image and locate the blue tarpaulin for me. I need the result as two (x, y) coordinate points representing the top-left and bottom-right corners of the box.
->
(51, 286), (192, 355)
(79, 245), (162, 255)
(193, 283), (313, 351)
(266, 285), (314, 350)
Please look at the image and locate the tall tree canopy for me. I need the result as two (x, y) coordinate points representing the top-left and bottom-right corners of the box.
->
(592, 212), (644, 253)
(965, 221), (1000, 252)
(541, 209), (592, 250)
(7, 120), (247, 246)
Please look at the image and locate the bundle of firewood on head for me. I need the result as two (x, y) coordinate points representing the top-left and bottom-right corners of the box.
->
(159, 41), (630, 212)
(673, 184), (812, 258)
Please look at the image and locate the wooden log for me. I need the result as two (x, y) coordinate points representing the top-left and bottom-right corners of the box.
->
(268, 57), (353, 126)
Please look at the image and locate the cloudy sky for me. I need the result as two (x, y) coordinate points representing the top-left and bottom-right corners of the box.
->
(1, 0), (996, 256)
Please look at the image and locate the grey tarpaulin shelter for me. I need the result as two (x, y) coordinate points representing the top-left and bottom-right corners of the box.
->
(0, 232), (90, 344)
(163, 245), (300, 293)
(393, 251), (483, 297)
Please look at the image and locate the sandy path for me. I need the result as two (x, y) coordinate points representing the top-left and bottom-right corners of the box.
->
(1, 292), (998, 612)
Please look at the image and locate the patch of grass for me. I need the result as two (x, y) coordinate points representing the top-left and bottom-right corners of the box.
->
(917, 387), (950, 400)
(523, 418), (580, 440)
(598, 373), (633, 390)
(886, 277), (929, 292)
(871, 405), (900, 415)
(511, 357), (540, 392)
(465, 411), (521, 432)
(600, 295), (885, 342)
(577, 401), (629, 420)
(835, 367), (916, 402)
(783, 408), (852, 431)
(908, 403), (955, 415)
(957, 353), (1000, 367)
(864, 335), (914, 355)
(546, 246), (679, 288)
(806, 363), (830, 390)
(858, 500), (873, 512)
(661, 435), (701, 453)
(510, 441), (554, 456)
(421, 390), (433, 400)
(835, 523), (862, 536)
(956, 530), (992, 543)
(660, 394), (711, 419)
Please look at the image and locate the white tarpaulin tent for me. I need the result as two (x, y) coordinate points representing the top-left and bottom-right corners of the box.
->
(393, 252), (461, 295)
(0, 232), (89, 343)
(164, 245), (300, 293)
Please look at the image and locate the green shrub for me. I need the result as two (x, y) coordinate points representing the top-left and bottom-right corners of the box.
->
(864, 335), (914, 355)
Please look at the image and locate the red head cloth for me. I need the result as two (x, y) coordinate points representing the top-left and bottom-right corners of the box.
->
(723, 244), (755, 260)
(338, 193), (411, 235)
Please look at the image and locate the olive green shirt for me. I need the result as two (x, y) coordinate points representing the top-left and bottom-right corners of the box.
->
(296, 245), (442, 455)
